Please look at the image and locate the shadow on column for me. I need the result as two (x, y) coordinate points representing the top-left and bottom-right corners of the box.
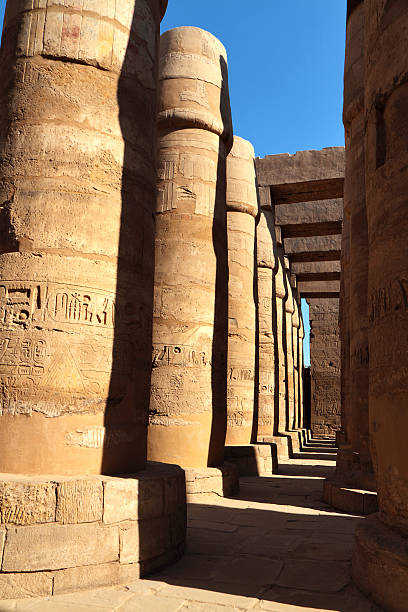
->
(208, 55), (231, 469)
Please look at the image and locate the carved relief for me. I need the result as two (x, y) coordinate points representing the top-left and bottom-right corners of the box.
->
(0, 282), (117, 331)
(369, 278), (408, 322)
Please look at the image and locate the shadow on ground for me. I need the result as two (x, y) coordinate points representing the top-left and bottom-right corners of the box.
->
(146, 461), (380, 611)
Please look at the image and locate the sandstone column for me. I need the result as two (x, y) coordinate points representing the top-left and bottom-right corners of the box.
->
(0, 1), (188, 598)
(325, 0), (376, 515)
(292, 289), (301, 430)
(275, 245), (288, 440)
(309, 299), (341, 439)
(284, 259), (296, 433)
(148, 27), (233, 472)
(298, 315), (305, 430)
(225, 137), (258, 445)
(353, 2), (408, 608)
(0, 0), (167, 476)
(256, 209), (276, 441)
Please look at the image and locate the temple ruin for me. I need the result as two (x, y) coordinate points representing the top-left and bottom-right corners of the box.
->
(0, 1), (406, 610)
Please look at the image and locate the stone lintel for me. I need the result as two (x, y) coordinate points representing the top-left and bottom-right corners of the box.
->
(270, 178), (344, 205)
(292, 261), (341, 274)
(290, 250), (341, 263)
(256, 147), (345, 183)
(281, 221), (342, 239)
(296, 272), (341, 283)
(256, 148), (345, 204)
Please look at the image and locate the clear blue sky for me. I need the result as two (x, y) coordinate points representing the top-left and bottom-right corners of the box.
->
(0, 0), (346, 364)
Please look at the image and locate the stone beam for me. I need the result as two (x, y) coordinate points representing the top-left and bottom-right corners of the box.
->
(302, 292), (340, 299)
(255, 148), (345, 204)
(292, 261), (341, 274)
(296, 272), (341, 283)
(270, 178), (344, 205)
(298, 281), (340, 295)
(281, 220), (342, 238)
(284, 236), (342, 263)
(290, 250), (342, 263)
(275, 199), (343, 225)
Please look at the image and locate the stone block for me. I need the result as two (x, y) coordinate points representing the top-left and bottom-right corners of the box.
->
(2, 522), (119, 572)
(136, 475), (164, 520)
(120, 516), (171, 564)
(103, 479), (139, 524)
(164, 475), (185, 514)
(0, 480), (56, 525)
(324, 480), (378, 516)
(53, 562), (121, 595)
(0, 571), (53, 600)
(56, 479), (103, 524)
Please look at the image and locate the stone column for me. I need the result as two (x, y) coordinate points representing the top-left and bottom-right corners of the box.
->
(298, 315), (305, 430)
(353, 2), (408, 608)
(251, 206), (286, 465)
(275, 245), (289, 444)
(225, 136), (257, 445)
(148, 27), (238, 496)
(284, 259), (295, 433)
(256, 208), (276, 441)
(309, 299), (341, 439)
(0, 0), (167, 476)
(0, 1), (187, 598)
(324, 0), (377, 516)
(292, 288), (301, 431)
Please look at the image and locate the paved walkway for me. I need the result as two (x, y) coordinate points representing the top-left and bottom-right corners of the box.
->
(0, 448), (381, 612)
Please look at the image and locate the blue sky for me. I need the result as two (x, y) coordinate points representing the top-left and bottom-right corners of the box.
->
(0, 1), (346, 364)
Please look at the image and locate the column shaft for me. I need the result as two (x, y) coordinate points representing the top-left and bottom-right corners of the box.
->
(0, 0), (165, 475)
(148, 27), (232, 468)
(225, 137), (258, 444)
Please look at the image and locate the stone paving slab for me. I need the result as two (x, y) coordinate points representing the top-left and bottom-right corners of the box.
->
(0, 454), (381, 612)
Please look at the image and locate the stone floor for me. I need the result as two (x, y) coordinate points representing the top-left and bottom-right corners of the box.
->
(0, 445), (382, 612)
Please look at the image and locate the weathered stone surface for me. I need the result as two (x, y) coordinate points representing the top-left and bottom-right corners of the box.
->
(353, 513), (408, 612)
(309, 298), (341, 438)
(103, 479), (139, 524)
(2, 522), (119, 571)
(148, 26), (232, 469)
(56, 479), (103, 524)
(224, 444), (277, 476)
(256, 148), (345, 186)
(256, 148), (345, 205)
(184, 464), (239, 500)
(256, 210), (277, 441)
(352, 2), (408, 608)
(225, 137), (257, 445)
(0, 0), (166, 475)
(0, 571), (53, 600)
(364, 0), (408, 532)
(120, 517), (171, 564)
(0, 480), (55, 525)
(53, 562), (122, 595)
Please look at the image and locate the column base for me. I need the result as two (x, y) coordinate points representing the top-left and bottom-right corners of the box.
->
(353, 513), (408, 612)
(184, 462), (239, 502)
(258, 435), (291, 460)
(284, 430), (302, 453)
(224, 444), (278, 476)
(336, 448), (377, 491)
(0, 462), (186, 600)
(323, 479), (378, 515)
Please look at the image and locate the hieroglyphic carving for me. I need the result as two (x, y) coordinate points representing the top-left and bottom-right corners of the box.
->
(152, 344), (209, 368)
(0, 282), (117, 331)
(369, 278), (408, 323)
(156, 151), (216, 216)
